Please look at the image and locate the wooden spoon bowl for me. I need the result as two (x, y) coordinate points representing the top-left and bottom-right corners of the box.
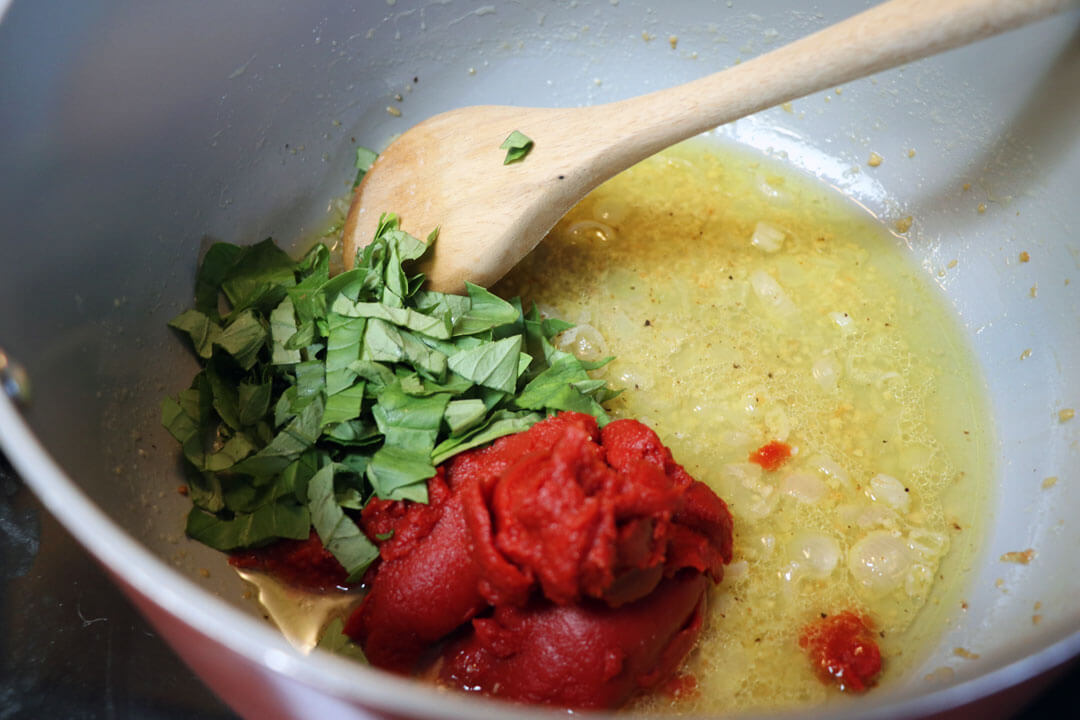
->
(343, 0), (1066, 293)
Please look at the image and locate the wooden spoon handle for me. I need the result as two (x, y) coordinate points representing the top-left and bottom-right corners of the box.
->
(583, 0), (1068, 178)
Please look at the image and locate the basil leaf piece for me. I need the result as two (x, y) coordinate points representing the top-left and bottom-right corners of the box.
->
(514, 354), (608, 422)
(316, 617), (368, 662)
(332, 295), (451, 340)
(185, 500), (310, 551)
(214, 310), (267, 371)
(353, 146), (378, 188)
(453, 283), (520, 336)
(362, 319), (448, 381)
(220, 239), (296, 310)
(322, 381), (366, 428)
(194, 243), (247, 319)
(325, 313), (366, 395)
(447, 336), (522, 394)
(367, 444), (434, 502)
(270, 298), (303, 365)
(499, 130), (534, 164)
(431, 410), (541, 466)
(238, 381), (272, 426)
(233, 395), (324, 480)
(168, 309), (221, 359)
(308, 464), (379, 581)
(443, 399), (487, 436)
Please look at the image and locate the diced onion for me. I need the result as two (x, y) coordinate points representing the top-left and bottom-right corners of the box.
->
(750, 221), (785, 253)
(848, 530), (912, 598)
(905, 562), (934, 598)
(749, 270), (797, 316)
(717, 462), (778, 520)
(809, 453), (850, 489)
(787, 531), (841, 580)
(780, 472), (827, 504)
(812, 357), (840, 392)
(725, 559), (750, 583)
(869, 473), (910, 512)
(855, 504), (901, 530)
(829, 311), (856, 335)
(907, 528), (949, 561)
(554, 322), (607, 363)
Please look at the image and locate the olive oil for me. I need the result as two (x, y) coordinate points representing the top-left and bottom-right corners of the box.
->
(496, 139), (992, 714)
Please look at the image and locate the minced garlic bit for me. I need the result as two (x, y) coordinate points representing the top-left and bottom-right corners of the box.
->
(1030, 284), (1038, 298)
(1019, 251), (1030, 262)
(907, 148), (916, 158)
(1042, 476), (1058, 489)
(669, 35), (678, 49)
(977, 203), (987, 214)
(867, 152), (883, 167)
(642, 30), (654, 42)
(1033, 614), (1043, 625)
(1000, 549), (1035, 565)
(953, 647), (980, 660)
(962, 183), (972, 192)
(1020, 348), (1032, 360)
(781, 102), (794, 113)
(1034, 601), (1042, 611)
(995, 578), (1005, 588)
(386, 106), (402, 117)
(894, 216), (913, 233)
(1059, 408), (1075, 423)
(947, 259), (958, 269)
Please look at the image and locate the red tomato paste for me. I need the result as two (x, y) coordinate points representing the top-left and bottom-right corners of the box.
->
(749, 440), (792, 471)
(798, 611), (882, 692)
(229, 530), (348, 593)
(347, 411), (734, 709)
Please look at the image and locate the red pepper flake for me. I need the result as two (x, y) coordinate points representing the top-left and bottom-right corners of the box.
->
(799, 611), (882, 692)
(748, 441), (792, 471)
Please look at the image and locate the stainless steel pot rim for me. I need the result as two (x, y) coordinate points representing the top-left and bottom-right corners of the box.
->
(2, 392), (1077, 719)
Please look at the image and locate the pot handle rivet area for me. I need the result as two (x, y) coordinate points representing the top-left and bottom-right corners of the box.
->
(0, 347), (31, 405)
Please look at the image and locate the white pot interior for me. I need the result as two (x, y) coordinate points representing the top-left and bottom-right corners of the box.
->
(0, 1), (1078, 718)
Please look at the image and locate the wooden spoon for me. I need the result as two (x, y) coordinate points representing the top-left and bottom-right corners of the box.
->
(343, 0), (1067, 292)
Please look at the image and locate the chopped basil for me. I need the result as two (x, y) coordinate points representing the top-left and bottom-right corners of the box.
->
(164, 212), (618, 571)
(499, 130), (534, 164)
(308, 464), (379, 581)
(316, 617), (368, 662)
(352, 146), (378, 188)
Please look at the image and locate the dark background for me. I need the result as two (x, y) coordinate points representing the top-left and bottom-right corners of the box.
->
(0, 453), (1075, 719)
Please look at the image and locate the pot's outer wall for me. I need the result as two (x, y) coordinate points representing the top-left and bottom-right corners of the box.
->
(1, 1), (1078, 719)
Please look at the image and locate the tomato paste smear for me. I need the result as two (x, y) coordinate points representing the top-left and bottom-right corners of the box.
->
(229, 530), (348, 593)
(749, 440), (792, 471)
(799, 611), (882, 693)
(348, 411), (734, 710)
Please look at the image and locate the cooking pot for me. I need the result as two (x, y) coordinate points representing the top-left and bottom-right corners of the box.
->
(1, 1), (1077, 718)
